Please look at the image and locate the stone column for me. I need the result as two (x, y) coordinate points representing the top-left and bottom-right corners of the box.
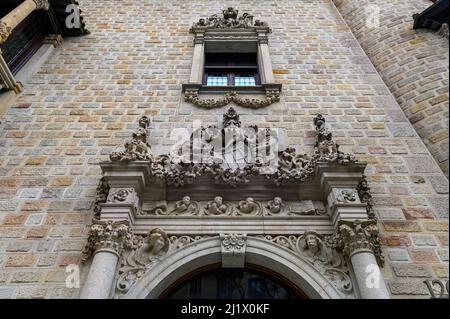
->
(0, 0), (50, 44)
(337, 220), (390, 299)
(80, 220), (133, 299)
(257, 31), (274, 84)
(189, 32), (205, 84)
(0, 50), (22, 93)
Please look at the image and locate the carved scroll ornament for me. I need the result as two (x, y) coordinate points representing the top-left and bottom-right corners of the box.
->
(258, 232), (354, 296)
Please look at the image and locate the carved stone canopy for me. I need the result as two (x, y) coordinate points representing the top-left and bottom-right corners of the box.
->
(107, 110), (358, 188)
(190, 7), (270, 32)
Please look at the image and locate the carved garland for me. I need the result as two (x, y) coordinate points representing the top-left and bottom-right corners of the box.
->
(184, 90), (281, 109)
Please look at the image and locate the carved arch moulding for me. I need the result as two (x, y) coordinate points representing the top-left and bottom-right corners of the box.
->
(183, 7), (281, 109)
(80, 108), (389, 299)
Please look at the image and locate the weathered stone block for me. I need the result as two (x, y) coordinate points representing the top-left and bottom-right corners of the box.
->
(392, 264), (432, 278)
(402, 208), (435, 220)
(427, 197), (449, 219)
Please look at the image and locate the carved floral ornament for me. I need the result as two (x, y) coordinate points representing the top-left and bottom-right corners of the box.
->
(109, 109), (357, 187)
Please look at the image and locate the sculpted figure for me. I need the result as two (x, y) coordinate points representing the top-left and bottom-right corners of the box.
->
(170, 196), (199, 215)
(205, 196), (229, 215)
(266, 197), (283, 214)
(237, 197), (261, 216)
(135, 229), (169, 265)
(298, 231), (332, 266)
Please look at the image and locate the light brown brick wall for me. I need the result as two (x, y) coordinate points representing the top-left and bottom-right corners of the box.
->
(334, 0), (450, 176)
(0, 0), (448, 299)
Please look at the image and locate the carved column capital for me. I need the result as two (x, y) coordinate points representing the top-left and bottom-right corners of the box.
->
(220, 233), (247, 268)
(0, 21), (12, 44)
(336, 220), (384, 266)
(33, 0), (50, 10)
(82, 220), (134, 261)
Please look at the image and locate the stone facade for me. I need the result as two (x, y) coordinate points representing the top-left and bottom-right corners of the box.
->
(0, 0), (448, 299)
(334, 0), (450, 176)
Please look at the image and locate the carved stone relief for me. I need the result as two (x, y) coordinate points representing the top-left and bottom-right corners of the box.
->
(141, 196), (326, 217)
(190, 7), (269, 31)
(258, 233), (354, 296)
(106, 229), (357, 298)
(108, 109), (359, 187)
(333, 188), (360, 204)
(114, 230), (209, 298)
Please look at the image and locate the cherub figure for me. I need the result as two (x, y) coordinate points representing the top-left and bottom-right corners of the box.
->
(205, 196), (229, 215)
(266, 197), (283, 214)
(170, 196), (199, 215)
(134, 229), (169, 265)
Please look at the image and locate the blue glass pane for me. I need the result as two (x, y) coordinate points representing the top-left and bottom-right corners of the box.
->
(235, 76), (256, 86)
(207, 76), (228, 86)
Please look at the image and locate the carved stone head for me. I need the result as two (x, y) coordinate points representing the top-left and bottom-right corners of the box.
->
(147, 228), (169, 256)
(223, 7), (238, 20)
(303, 231), (322, 254)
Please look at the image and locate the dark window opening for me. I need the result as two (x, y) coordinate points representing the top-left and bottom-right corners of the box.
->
(162, 268), (304, 299)
(0, 11), (48, 75)
(204, 53), (259, 87)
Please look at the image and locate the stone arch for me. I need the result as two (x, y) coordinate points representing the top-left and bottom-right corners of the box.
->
(122, 236), (345, 299)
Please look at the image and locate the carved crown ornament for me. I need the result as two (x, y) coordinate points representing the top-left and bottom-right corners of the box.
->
(190, 7), (270, 33)
(108, 108), (358, 188)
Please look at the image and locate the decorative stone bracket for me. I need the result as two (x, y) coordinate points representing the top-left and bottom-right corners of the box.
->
(221, 233), (247, 268)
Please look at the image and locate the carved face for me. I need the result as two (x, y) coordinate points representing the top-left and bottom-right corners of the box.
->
(305, 234), (320, 253)
(149, 233), (166, 255)
(214, 197), (223, 205)
(273, 197), (282, 205)
(182, 196), (191, 205)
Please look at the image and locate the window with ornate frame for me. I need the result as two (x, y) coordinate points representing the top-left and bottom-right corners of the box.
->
(182, 7), (282, 109)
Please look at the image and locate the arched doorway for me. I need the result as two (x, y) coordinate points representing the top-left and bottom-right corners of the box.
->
(160, 264), (308, 299)
(121, 237), (349, 299)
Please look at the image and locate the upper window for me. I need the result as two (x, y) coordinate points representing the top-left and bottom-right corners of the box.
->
(204, 53), (259, 87)
(182, 7), (282, 109)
